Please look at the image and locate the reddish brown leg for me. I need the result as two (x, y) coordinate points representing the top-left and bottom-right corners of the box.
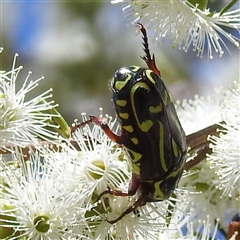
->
(71, 115), (123, 145)
(184, 122), (225, 171)
(71, 119), (93, 134)
(137, 22), (161, 77)
(97, 174), (143, 224)
(184, 146), (213, 171)
(107, 191), (148, 224)
(186, 122), (224, 150)
(97, 174), (140, 200)
(89, 116), (123, 144)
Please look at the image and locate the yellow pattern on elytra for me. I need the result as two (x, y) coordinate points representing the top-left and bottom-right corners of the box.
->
(163, 90), (169, 106)
(153, 180), (165, 199)
(163, 89), (174, 106)
(119, 112), (129, 119)
(145, 70), (156, 84)
(131, 66), (141, 72)
(131, 137), (139, 145)
(139, 120), (153, 132)
(122, 125), (133, 132)
(149, 105), (162, 113)
(171, 138), (179, 157)
(115, 74), (132, 91)
(116, 100), (127, 107)
(168, 91), (174, 103)
(131, 82), (153, 132)
(159, 121), (168, 172)
(153, 167), (183, 200)
(127, 149), (142, 163)
(167, 167), (183, 178)
(132, 163), (140, 175)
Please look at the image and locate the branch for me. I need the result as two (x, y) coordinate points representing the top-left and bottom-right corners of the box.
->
(0, 140), (80, 159)
(0, 122), (226, 170)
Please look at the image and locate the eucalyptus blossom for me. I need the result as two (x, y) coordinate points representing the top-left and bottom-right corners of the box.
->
(112, 0), (240, 58)
(208, 82), (240, 196)
(177, 81), (240, 236)
(0, 52), (59, 150)
(1, 1), (240, 235)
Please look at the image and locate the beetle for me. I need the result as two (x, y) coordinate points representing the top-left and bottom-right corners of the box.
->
(72, 23), (221, 224)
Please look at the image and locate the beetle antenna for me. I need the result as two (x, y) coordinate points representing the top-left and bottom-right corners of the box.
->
(136, 22), (161, 77)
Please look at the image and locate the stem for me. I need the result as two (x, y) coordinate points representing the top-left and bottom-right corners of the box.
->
(0, 140), (80, 158)
(1, 122), (226, 171)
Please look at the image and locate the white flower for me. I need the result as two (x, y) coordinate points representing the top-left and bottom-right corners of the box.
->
(176, 82), (240, 234)
(0, 150), (89, 239)
(94, 192), (192, 240)
(185, 215), (219, 240)
(71, 111), (196, 239)
(0, 52), (59, 150)
(1, 109), (185, 239)
(112, 0), (240, 58)
(71, 111), (130, 197)
(179, 160), (239, 232)
(208, 81), (240, 196)
(1, 103), (231, 238)
(175, 89), (225, 135)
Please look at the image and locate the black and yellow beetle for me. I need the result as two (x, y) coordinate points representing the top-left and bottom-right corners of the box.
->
(72, 23), (220, 224)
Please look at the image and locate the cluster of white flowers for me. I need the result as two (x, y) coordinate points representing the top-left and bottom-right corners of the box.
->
(176, 81), (240, 237)
(112, 0), (240, 59)
(0, 51), (59, 151)
(208, 83), (240, 196)
(0, 50), (239, 239)
(1, 0), (240, 237)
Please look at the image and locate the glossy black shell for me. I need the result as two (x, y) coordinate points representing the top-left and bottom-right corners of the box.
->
(111, 66), (187, 200)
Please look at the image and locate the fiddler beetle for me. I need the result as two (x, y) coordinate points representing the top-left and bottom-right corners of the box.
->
(72, 23), (222, 224)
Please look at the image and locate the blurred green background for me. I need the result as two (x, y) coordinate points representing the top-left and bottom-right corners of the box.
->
(0, 1), (239, 124)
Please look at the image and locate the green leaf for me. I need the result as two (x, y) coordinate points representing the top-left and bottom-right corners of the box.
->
(187, 0), (208, 11)
(50, 107), (71, 138)
(219, 0), (238, 16)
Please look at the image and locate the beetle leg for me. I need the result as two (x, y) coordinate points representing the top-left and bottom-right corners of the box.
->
(96, 173), (140, 202)
(88, 115), (123, 144)
(71, 119), (93, 134)
(96, 174), (142, 223)
(106, 189), (148, 224)
(186, 122), (224, 150)
(95, 186), (136, 204)
(184, 146), (212, 171)
(185, 121), (225, 171)
(137, 22), (161, 77)
(71, 115), (123, 145)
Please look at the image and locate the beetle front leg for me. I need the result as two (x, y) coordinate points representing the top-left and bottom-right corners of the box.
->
(89, 115), (123, 144)
(71, 118), (93, 134)
(71, 115), (123, 145)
